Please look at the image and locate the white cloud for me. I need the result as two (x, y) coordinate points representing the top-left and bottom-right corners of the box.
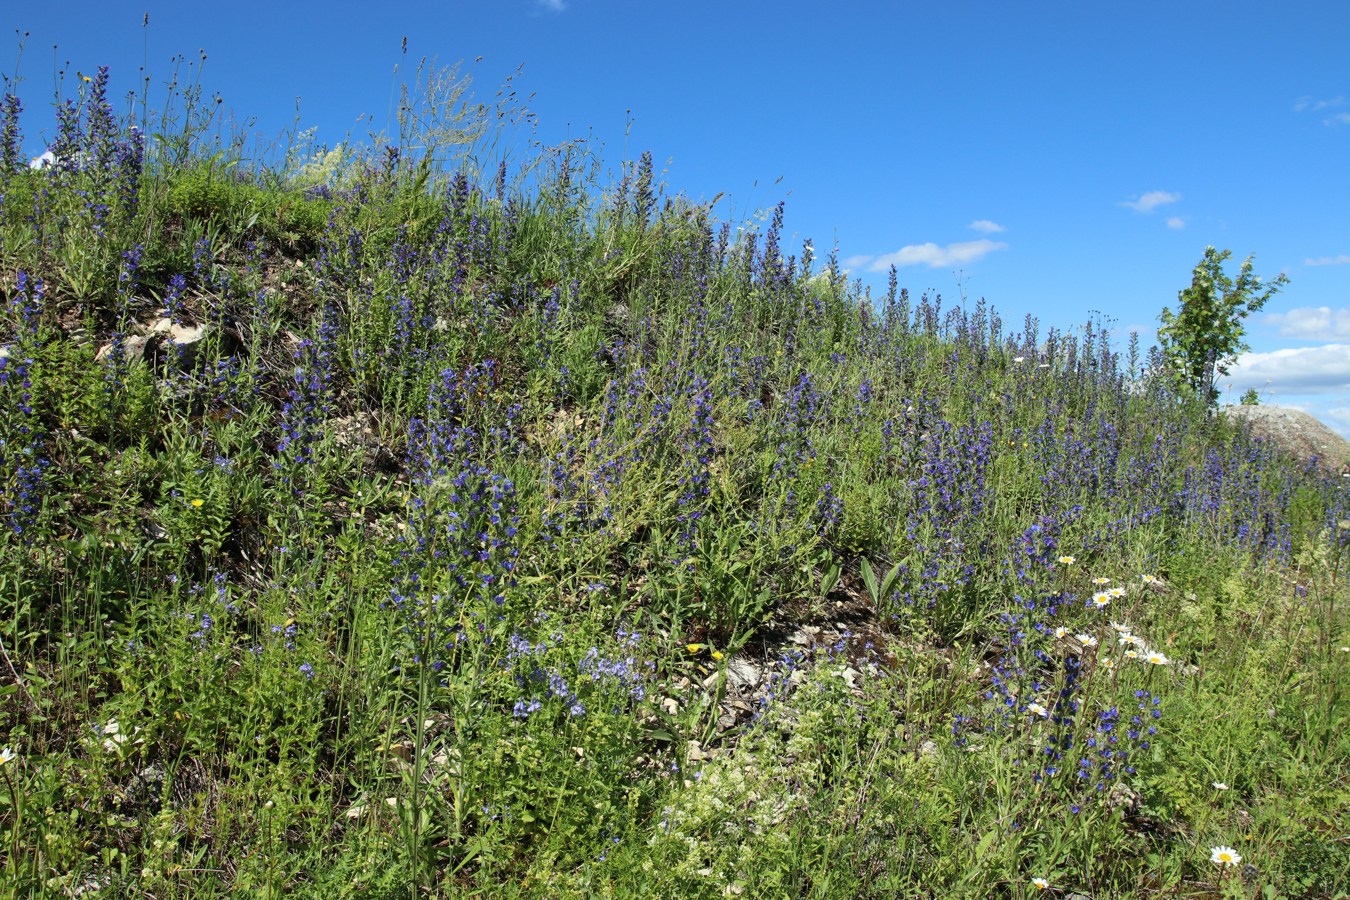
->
(1305, 255), (1350, 266)
(1265, 306), (1350, 340)
(1166, 216), (1185, 230)
(1226, 344), (1350, 395)
(857, 239), (1008, 271)
(1294, 96), (1343, 113)
(841, 254), (874, 271)
(1300, 98), (1350, 124)
(538, 0), (566, 10)
(1120, 190), (1181, 213)
(1321, 406), (1350, 439)
(968, 219), (1005, 234)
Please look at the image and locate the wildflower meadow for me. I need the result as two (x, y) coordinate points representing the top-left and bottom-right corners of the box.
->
(0, 63), (1347, 898)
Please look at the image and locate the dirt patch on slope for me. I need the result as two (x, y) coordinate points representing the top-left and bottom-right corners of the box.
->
(1223, 404), (1350, 476)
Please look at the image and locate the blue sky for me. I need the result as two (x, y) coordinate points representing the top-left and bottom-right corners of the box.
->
(6, 1), (1349, 434)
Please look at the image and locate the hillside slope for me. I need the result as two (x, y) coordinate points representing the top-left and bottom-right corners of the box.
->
(1, 76), (1348, 897)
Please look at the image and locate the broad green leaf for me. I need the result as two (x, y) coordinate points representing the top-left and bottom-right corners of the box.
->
(861, 558), (879, 603)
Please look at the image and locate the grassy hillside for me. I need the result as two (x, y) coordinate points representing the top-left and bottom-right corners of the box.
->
(1, 69), (1348, 898)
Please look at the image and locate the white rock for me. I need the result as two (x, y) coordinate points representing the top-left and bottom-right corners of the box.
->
(726, 658), (761, 691)
(145, 317), (209, 345)
(95, 335), (150, 363)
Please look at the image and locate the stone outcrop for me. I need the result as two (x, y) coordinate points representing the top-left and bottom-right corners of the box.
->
(1223, 404), (1350, 477)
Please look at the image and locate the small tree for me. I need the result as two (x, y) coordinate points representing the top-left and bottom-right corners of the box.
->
(1157, 247), (1288, 406)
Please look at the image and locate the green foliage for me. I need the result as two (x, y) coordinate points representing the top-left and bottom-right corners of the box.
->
(1157, 246), (1288, 406)
(167, 162), (331, 248)
(1240, 387), (1261, 405)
